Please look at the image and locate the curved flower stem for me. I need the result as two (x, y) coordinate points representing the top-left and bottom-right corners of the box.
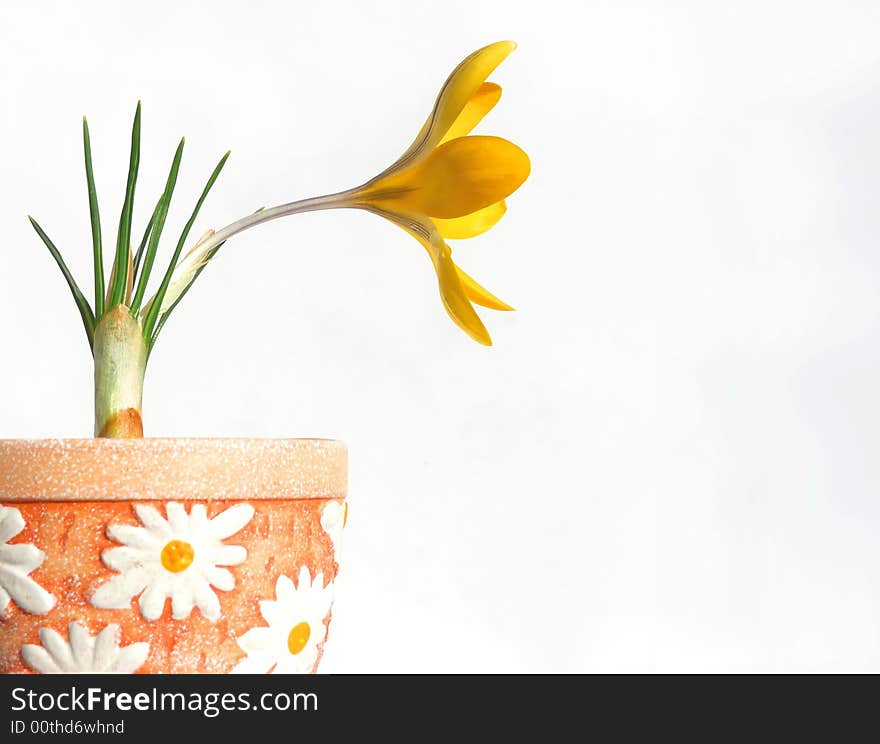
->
(197, 190), (356, 256)
(98, 189), (373, 438)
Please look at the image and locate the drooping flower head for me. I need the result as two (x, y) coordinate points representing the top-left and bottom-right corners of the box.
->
(350, 40), (530, 345)
(157, 41), (530, 348)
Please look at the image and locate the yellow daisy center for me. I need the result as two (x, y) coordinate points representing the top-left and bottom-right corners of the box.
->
(160, 539), (194, 573)
(287, 622), (311, 655)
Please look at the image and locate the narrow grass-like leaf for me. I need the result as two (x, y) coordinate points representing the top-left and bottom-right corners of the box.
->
(109, 102), (141, 308)
(141, 151), (230, 340)
(132, 197), (161, 281)
(82, 117), (104, 318)
(149, 240), (225, 352)
(129, 138), (186, 316)
(28, 216), (96, 348)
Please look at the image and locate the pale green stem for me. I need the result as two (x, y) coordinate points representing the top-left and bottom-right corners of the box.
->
(93, 305), (147, 437)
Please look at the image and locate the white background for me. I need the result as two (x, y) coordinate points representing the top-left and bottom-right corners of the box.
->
(1, 1), (879, 672)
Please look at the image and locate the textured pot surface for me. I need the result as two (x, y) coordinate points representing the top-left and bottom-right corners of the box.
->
(0, 439), (347, 674)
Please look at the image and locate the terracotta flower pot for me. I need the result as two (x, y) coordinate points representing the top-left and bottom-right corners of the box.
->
(0, 438), (347, 674)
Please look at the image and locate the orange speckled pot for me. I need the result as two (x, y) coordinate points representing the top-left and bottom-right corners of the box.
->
(0, 439), (347, 674)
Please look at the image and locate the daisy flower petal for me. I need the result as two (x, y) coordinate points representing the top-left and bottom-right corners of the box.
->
(0, 565), (56, 615)
(165, 502), (189, 534)
(133, 505), (172, 540)
(276, 574), (294, 598)
(260, 599), (287, 626)
(0, 543), (45, 570)
(93, 625), (122, 670)
(67, 622), (92, 668)
(273, 655), (312, 675)
(208, 504), (255, 540)
(39, 628), (76, 672)
(0, 506), (25, 543)
(102, 546), (148, 572)
(138, 579), (169, 621)
(203, 566), (236, 592)
(0, 507), (55, 616)
(112, 643), (150, 674)
(237, 627), (276, 654)
(231, 652), (275, 674)
(193, 578), (221, 621)
(106, 524), (160, 550)
(22, 622), (149, 674)
(211, 544), (247, 567)
(189, 504), (209, 531)
(171, 585), (195, 620)
(21, 644), (63, 674)
(91, 569), (150, 610)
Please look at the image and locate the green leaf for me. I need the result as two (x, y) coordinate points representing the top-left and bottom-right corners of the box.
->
(129, 138), (186, 316)
(28, 216), (96, 349)
(82, 117), (104, 318)
(132, 197), (160, 280)
(149, 240), (225, 352)
(109, 101), (141, 308)
(141, 150), (230, 341)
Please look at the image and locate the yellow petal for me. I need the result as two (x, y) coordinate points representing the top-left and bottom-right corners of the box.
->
(381, 41), (516, 177)
(372, 136), (530, 219)
(455, 265), (514, 311)
(364, 207), (492, 345)
(438, 83), (502, 146)
(435, 244), (493, 345)
(435, 201), (506, 239)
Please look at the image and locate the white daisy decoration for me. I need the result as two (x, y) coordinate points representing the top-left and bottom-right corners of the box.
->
(21, 621), (149, 674)
(90, 501), (255, 622)
(0, 505), (56, 618)
(231, 566), (334, 674)
(320, 499), (347, 561)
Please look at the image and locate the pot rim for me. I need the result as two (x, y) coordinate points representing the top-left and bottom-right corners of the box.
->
(0, 438), (347, 503)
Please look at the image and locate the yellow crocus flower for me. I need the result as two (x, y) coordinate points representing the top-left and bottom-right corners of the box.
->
(348, 40), (530, 345)
(155, 41), (529, 346)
